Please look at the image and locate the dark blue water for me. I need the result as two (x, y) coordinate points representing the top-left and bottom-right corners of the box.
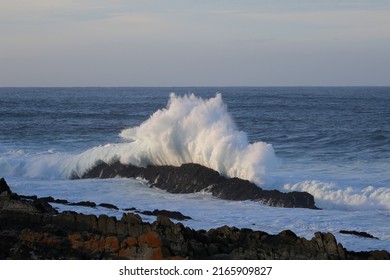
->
(1, 87), (389, 169)
(0, 87), (389, 208)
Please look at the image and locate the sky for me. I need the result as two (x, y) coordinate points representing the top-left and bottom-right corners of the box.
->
(1, 0), (390, 86)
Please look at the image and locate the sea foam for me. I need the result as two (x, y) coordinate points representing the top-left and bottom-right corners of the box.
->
(2, 92), (388, 212)
(69, 93), (277, 184)
(283, 181), (390, 210)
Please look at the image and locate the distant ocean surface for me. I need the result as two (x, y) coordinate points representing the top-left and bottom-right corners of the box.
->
(1, 87), (389, 252)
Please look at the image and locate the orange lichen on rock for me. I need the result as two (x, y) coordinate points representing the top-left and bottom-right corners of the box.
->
(121, 236), (138, 248)
(138, 231), (161, 248)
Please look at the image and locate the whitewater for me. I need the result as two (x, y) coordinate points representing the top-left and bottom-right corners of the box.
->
(0, 87), (389, 252)
(69, 93), (277, 184)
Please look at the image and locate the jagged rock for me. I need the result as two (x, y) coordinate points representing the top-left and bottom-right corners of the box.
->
(311, 232), (346, 259)
(0, 180), (57, 215)
(77, 162), (318, 209)
(0, 179), (388, 260)
(0, 178), (12, 196)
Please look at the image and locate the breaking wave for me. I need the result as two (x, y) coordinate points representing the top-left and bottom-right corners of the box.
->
(68, 93), (277, 184)
(2, 92), (389, 212)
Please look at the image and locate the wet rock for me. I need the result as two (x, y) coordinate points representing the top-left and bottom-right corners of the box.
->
(339, 230), (379, 239)
(123, 207), (136, 211)
(69, 201), (97, 208)
(137, 209), (192, 221)
(38, 196), (70, 205)
(98, 203), (119, 210)
(79, 162), (318, 209)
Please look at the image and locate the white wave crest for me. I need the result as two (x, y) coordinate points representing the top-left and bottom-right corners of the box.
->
(0, 149), (73, 179)
(69, 93), (277, 184)
(283, 180), (390, 210)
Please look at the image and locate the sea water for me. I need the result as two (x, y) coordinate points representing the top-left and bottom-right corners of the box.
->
(0, 87), (389, 252)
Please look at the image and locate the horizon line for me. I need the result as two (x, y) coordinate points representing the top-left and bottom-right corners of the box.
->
(1, 85), (390, 88)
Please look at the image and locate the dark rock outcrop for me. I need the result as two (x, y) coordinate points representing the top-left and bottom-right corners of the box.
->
(0, 178), (57, 215)
(339, 230), (379, 239)
(69, 201), (97, 208)
(76, 162), (318, 209)
(99, 203), (119, 210)
(0, 178), (12, 196)
(136, 209), (192, 221)
(1, 179), (388, 260)
(10, 187), (190, 221)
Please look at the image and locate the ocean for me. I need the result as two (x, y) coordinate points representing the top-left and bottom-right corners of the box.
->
(0, 87), (389, 252)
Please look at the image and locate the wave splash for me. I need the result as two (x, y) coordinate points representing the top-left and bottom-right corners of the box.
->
(70, 93), (277, 184)
(283, 181), (390, 210)
(3, 93), (388, 211)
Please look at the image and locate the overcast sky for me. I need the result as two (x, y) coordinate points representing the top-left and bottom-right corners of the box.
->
(1, 0), (390, 86)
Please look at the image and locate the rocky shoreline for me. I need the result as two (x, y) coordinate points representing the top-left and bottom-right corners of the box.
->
(75, 162), (318, 209)
(1, 178), (389, 260)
